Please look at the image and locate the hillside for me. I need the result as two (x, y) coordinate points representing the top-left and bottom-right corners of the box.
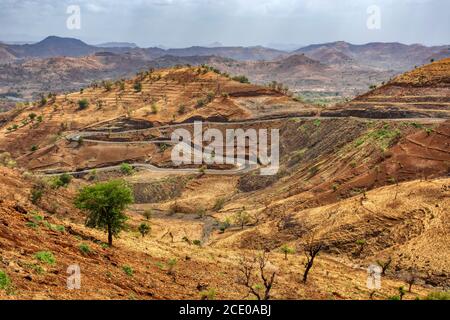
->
(0, 66), (315, 161)
(0, 63), (449, 300)
(324, 58), (450, 118)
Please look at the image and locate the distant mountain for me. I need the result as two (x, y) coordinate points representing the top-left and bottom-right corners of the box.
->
(96, 42), (138, 48)
(294, 41), (450, 70)
(164, 46), (287, 61)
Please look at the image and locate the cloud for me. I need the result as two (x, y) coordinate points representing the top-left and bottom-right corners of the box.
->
(0, 0), (448, 46)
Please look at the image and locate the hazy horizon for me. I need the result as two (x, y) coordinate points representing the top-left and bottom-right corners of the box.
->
(0, 0), (449, 48)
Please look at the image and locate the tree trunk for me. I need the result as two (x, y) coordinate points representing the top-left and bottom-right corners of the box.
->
(303, 262), (313, 283)
(107, 224), (113, 247)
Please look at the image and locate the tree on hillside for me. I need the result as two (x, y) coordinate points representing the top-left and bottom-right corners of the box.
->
(74, 180), (133, 246)
(301, 237), (323, 283)
(238, 252), (277, 300)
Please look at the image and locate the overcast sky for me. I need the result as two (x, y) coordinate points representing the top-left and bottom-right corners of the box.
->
(0, 0), (449, 48)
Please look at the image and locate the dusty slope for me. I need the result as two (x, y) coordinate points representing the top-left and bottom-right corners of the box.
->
(0, 166), (443, 300)
(325, 58), (450, 118)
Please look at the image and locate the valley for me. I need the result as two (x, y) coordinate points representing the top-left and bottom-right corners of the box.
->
(0, 56), (449, 300)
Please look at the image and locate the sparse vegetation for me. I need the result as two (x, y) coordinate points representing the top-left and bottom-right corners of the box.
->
(138, 223), (151, 237)
(78, 99), (89, 110)
(122, 265), (134, 277)
(0, 270), (11, 291)
(233, 209), (252, 230)
(280, 245), (295, 260)
(34, 251), (56, 265)
(232, 75), (250, 84)
(120, 163), (134, 175)
(134, 82), (142, 92)
(79, 243), (92, 255)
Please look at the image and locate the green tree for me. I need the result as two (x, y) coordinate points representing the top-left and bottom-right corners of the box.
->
(74, 180), (133, 246)
(138, 223), (151, 238)
(134, 82), (142, 92)
(280, 244), (295, 260)
(233, 209), (251, 230)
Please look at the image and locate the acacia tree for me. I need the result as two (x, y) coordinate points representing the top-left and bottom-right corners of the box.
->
(75, 180), (133, 246)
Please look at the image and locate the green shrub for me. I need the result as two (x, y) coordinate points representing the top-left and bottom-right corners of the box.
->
(120, 163), (134, 175)
(138, 223), (151, 238)
(425, 291), (450, 300)
(30, 145), (38, 152)
(30, 186), (44, 205)
(193, 240), (202, 246)
(150, 103), (159, 114)
(134, 82), (142, 92)
(34, 251), (56, 265)
(219, 218), (231, 233)
(200, 289), (216, 300)
(177, 105), (186, 114)
(79, 243), (91, 255)
(78, 99), (89, 110)
(232, 75), (250, 84)
(122, 265), (134, 277)
(0, 270), (11, 290)
(167, 258), (177, 275)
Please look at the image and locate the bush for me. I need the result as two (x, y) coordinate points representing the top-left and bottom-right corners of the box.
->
(167, 258), (177, 275)
(232, 75), (250, 84)
(200, 289), (216, 300)
(151, 103), (158, 114)
(213, 197), (226, 211)
(29, 113), (37, 121)
(138, 223), (151, 237)
(103, 81), (113, 91)
(30, 145), (38, 152)
(134, 82), (142, 92)
(0, 270), (11, 290)
(122, 265), (134, 277)
(34, 251), (56, 265)
(78, 99), (89, 110)
(30, 185), (44, 205)
(59, 173), (72, 187)
(177, 105), (186, 115)
(120, 163), (134, 175)
(79, 243), (91, 255)
(219, 218), (231, 233)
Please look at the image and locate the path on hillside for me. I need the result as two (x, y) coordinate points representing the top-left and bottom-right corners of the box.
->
(38, 115), (448, 177)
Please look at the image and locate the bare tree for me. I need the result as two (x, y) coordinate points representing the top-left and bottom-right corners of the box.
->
(376, 257), (392, 276)
(301, 238), (323, 283)
(405, 270), (418, 293)
(238, 252), (277, 300)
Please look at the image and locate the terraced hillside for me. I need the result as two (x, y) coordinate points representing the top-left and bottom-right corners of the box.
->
(324, 58), (450, 118)
(0, 66), (316, 159)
